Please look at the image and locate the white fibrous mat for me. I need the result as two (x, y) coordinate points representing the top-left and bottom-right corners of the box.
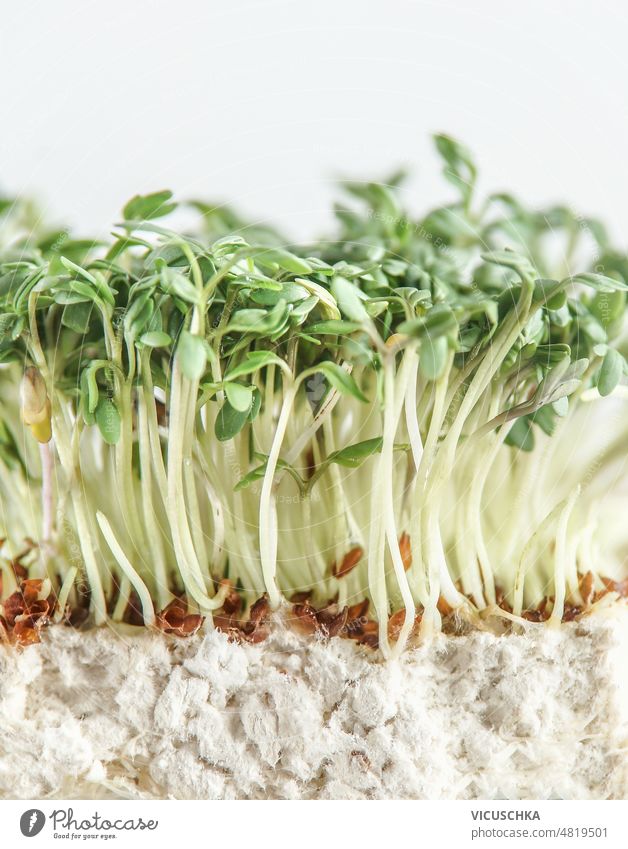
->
(1, 611), (627, 800)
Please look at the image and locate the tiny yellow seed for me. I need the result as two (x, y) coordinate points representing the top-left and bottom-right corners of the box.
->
(29, 401), (52, 444)
(20, 368), (52, 443)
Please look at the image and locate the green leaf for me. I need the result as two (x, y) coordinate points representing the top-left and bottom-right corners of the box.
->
(310, 362), (367, 403)
(140, 330), (171, 348)
(178, 330), (207, 380)
(328, 437), (383, 468)
(248, 387), (262, 422)
(215, 399), (250, 441)
(229, 273), (283, 292)
(95, 397), (121, 445)
(59, 256), (98, 285)
(481, 249), (536, 281)
(419, 335), (449, 380)
(536, 357), (588, 406)
(60, 258), (116, 306)
(568, 272), (628, 293)
(234, 463), (267, 491)
(79, 369), (97, 425)
(123, 190), (176, 222)
(249, 282), (310, 306)
(331, 276), (369, 322)
(305, 319), (363, 335)
(533, 344), (572, 367)
(530, 404), (557, 437)
(399, 304), (457, 341)
(53, 291), (91, 305)
(65, 279), (102, 304)
(532, 278), (569, 309)
(433, 134), (477, 205)
(590, 290), (626, 327)
(505, 417), (535, 452)
(598, 348), (624, 396)
(123, 292), (152, 336)
(160, 267), (199, 304)
(61, 301), (93, 334)
(224, 351), (284, 380)
(85, 366), (100, 414)
(224, 381), (254, 412)
(234, 454), (303, 491)
(255, 248), (312, 275)
(225, 300), (290, 335)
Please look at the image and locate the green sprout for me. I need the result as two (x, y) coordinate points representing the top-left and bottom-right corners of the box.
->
(0, 136), (627, 657)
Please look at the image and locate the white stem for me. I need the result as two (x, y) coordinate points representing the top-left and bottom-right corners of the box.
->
(97, 511), (155, 626)
(53, 566), (77, 622)
(549, 486), (580, 626)
(382, 357), (416, 657)
(259, 382), (297, 608)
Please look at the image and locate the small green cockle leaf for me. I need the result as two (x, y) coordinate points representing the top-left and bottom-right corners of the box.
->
(533, 343), (572, 367)
(85, 366), (100, 414)
(305, 319), (363, 335)
(139, 330), (171, 348)
(533, 278), (568, 309)
(61, 301), (93, 334)
(248, 387), (262, 422)
(160, 266), (200, 305)
(433, 133), (477, 206)
(225, 300), (290, 336)
(224, 381), (254, 412)
(53, 291), (91, 305)
(308, 361), (368, 403)
(60, 258), (116, 307)
(123, 190), (177, 222)
(331, 275), (369, 322)
(419, 335), (449, 381)
(95, 397), (121, 445)
(79, 368), (98, 424)
(234, 463), (267, 491)
(290, 295), (319, 324)
(328, 437), (383, 468)
(254, 248), (312, 275)
(398, 303), (457, 341)
(64, 279), (102, 305)
(529, 404), (558, 437)
(481, 248), (536, 281)
(224, 351), (285, 380)
(123, 291), (152, 335)
(505, 416), (535, 452)
(567, 272), (628, 293)
(229, 273), (283, 293)
(59, 256), (98, 286)
(249, 282), (310, 306)
(536, 357), (588, 406)
(598, 348), (624, 396)
(215, 398), (251, 441)
(590, 290), (625, 327)
(234, 454), (304, 491)
(178, 330), (207, 380)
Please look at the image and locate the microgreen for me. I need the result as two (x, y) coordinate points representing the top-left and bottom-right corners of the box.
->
(0, 136), (627, 655)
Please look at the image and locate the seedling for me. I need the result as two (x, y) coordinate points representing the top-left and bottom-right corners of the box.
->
(0, 137), (626, 657)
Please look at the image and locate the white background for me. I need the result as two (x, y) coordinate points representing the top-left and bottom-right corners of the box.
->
(1, 0), (627, 247)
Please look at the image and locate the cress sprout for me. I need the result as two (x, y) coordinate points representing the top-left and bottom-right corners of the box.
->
(0, 136), (627, 657)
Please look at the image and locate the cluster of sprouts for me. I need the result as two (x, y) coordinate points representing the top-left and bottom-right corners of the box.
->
(0, 137), (627, 656)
